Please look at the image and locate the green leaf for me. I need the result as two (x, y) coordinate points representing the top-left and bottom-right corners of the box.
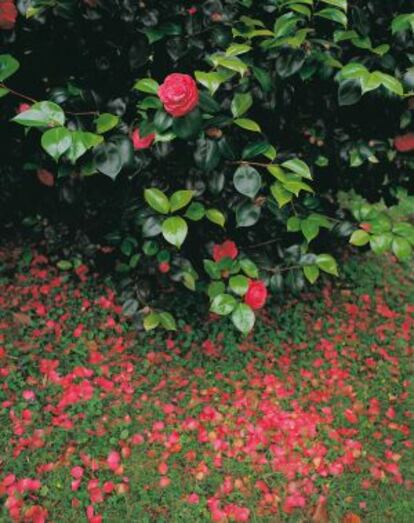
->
(67, 131), (103, 163)
(94, 142), (123, 180)
(210, 293), (237, 316)
(283, 180), (313, 196)
(252, 66), (273, 92)
(316, 254), (338, 276)
(144, 188), (170, 214)
(162, 217), (188, 248)
(321, 0), (347, 10)
(349, 229), (370, 246)
(96, 113), (120, 134)
(375, 72), (404, 96)
(287, 216), (301, 232)
(229, 275), (249, 296)
(226, 43), (252, 57)
(281, 158), (312, 179)
(360, 71), (382, 94)
(41, 127), (72, 162)
(204, 259), (221, 279)
(143, 313), (160, 331)
(391, 13), (414, 35)
(242, 141), (272, 160)
(315, 7), (347, 27)
(271, 182), (292, 207)
(195, 70), (234, 95)
(231, 303), (255, 334)
(13, 101), (65, 128)
(159, 312), (177, 331)
(194, 139), (221, 171)
(231, 92), (253, 118)
(236, 201), (261, 227)
(392, 223), (414, 246)
(370, 233), (393, 255)
(303, 265), (320, 284)
(208, 281), (226, 299)
(211, 55), (248, 76)
(301, 219), (319, 243)
(173, 108), (202, 139)
(185, 202), (205, 221)
(206, 209), (226, 227)
(233, 165), (262, 198)
(240, 258), (259, 278)
(338, 79), (362, 106)
(170, 190), (193, 213)
(0, 54), (19, 82)
(234, 118), (261, 133)
(134, 78), (160, 95)
(57, 260), (73, 271)
(392, 237), (412, 261)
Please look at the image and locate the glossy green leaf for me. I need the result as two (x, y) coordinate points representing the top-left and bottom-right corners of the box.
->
(13, 101), (65, 128)
(234, 165), (261, 198)
(144, 188), (170, 214)
(210, 293), (237, 316)
(162, 217), (188, 248)
(170, 190), (193, 213)
(231, 303), (255, 334)
(41, 127), (72, 162)
(134, 78), (160, 94)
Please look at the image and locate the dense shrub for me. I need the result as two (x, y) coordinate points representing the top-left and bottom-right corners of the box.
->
(1, 0), (414, 332)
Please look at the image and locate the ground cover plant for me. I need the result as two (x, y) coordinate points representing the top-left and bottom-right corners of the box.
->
(1, 1), (414, 333)
(0, 246), (413, 522)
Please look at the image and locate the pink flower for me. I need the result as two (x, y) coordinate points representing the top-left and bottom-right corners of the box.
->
(107, 450), (120, 471)
(245, 280), (267, 310)
(187, 492), (200, 504)
(22, 390), (36, 401)
(71, 466), (84, 479)
(158, 73), (199, 117)
(131, 128), (155, 150)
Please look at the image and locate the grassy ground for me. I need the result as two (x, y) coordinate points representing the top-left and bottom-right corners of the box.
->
(0, 247), (413, 523)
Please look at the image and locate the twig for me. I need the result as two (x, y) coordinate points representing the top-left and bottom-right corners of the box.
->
(0, 82), (99, 116)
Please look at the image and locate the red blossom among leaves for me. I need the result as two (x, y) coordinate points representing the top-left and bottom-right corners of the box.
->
(244, 280), (267, 309)
(0, 0), (17, 30)
(212, 240), (238, 262)
(394, 133), (414, 153)
(158, 73), (199, 117)
(131, 128), (155, 150)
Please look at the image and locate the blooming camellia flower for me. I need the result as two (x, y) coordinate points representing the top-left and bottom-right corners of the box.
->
(0, 0), (17, 30)
(131, 128), (155, 150)
(212, 240), (238, 262)
(394, 133), (414, 153)
(245, 280), (267, 310)
(158, 73), (199, 117)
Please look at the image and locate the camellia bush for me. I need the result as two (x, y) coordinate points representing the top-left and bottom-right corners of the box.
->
(1, 0), (414, 333)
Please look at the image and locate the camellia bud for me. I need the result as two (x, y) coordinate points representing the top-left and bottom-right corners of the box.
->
(158, 262), (170, 273)
(206, 127), (223, 139)
(360, 223), (372, 232)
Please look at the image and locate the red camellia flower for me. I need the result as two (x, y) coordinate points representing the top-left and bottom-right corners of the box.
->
(0, 0), (17, 30)
(244, 280), (267, 310)
(212, 240), (238, 262)
(158, 262), (170, 273)
(17, 103), (31, 114)
(394, 133), (414, 153)
(131, 128), (155, 150)
(158, 73), (199, 117)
